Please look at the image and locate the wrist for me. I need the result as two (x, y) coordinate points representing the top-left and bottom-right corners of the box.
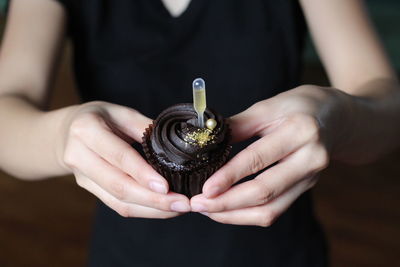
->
(40, 104), (81, 176)
(51, 101), (112, 174)
(295, 85), (358, 158)
(329, 79), (400, 164)
(0, 96), (80, 180)
(328, 89), (361, 162)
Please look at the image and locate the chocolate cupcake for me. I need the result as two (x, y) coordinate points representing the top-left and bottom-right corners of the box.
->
(141, 103), (232, 197)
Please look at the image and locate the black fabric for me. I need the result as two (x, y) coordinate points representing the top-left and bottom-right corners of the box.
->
(56, 0), (328, 266)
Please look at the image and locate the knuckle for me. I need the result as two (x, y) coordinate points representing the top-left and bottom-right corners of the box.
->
(213, 215), (229, 225)
(295, 114), (321, 141)
(250, 101), (268, 114)
(110, 181), (127, 201)
(88, 100), (108, 107)
(216, 167), (236, 188)
(113, 149), (131, 171)
(281, 113), (303, 136)
(254, 183), (275, 205)
(69, 114), (94, 138)
(74, 176), (85, 188)
(147, 194), (164, 209)
(284, 114), (322, 143)
(283, 113), (304, 127)
(212, 201), (227, 212)
(296, 84), (309, 91)
(69, 113), (93, 137)
(305, 116), (322, 142)
(70, 112), (106, 138)
(63, 149), (76, 168)
(221, 177), (234, 190)
(311, 146), (330, 172)
(115, 204), (131, 218)
(258, 209), (275, 227)
(307, 175), (319, 189)
(247, 148), (265, 174)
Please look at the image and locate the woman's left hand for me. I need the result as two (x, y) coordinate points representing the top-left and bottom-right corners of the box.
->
(190, 85), (354, 226)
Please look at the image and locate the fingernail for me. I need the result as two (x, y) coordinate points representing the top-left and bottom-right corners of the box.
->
(205, 186), (221, 198)
(191, 202), (208, 212)
(170, 201), (191, 212)
(149, 181), (168, 194)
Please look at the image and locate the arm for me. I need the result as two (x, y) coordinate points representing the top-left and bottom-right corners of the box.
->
(300, 0), (400, 163)
(0, 0), (73, 179)
(0, 0), (190, 217)
(190, 0), (400, 225)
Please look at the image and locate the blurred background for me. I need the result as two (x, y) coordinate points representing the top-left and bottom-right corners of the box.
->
(0, 0), (399, 266)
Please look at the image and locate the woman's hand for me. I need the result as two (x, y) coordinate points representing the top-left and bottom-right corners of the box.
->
(57, 101), (191, 218)
(191, 85), (355, 226)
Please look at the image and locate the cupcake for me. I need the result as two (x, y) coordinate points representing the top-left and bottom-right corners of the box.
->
(141, 103), (232, 197)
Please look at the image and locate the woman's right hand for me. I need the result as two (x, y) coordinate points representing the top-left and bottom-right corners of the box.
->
(57, 101), (191, 218)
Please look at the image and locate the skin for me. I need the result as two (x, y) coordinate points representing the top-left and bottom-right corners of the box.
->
(161, 0), (191, 17)
(0, 0), (399, 225)
(191, 0), (400, 226)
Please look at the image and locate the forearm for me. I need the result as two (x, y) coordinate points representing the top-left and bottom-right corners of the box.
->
(332, 77), (400, 164)
(0, 95), (77, 180)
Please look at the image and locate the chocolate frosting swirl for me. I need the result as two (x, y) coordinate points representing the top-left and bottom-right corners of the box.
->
(150, 103), (229, 167)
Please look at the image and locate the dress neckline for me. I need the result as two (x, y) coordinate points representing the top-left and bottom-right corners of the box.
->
(160, 0), (192, 18)
(155, 0), (197, 21)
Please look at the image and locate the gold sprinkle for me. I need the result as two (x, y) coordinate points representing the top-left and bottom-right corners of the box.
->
(183, 128), (215, 147)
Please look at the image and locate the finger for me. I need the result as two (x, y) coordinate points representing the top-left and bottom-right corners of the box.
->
(203, 118), (306, 198)
(227, 100), (285, 144)
(201, 174), (318, 227)
(99, 103), (153, 142)
(66, 140), (191, 212)
(192, 143), (327, 212)
(227, 108), (260, 144)
(74, 172), (181, 219)
(70, 112), (169, 194)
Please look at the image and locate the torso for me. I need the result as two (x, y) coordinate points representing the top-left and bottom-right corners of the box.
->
(59, 0), (328, 266)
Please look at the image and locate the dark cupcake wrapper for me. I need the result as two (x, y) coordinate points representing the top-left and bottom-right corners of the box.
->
(141, 123), (232, 197)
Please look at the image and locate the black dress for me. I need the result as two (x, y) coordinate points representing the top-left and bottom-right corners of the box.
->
(56, 0), (328, 266)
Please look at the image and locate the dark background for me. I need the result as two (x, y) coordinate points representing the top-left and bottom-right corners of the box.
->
(0, 1), (399, 266)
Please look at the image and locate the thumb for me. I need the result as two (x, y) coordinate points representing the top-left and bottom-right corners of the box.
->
(105, 103), (153, 143)
(228, 100), (283, 143)
(227, 107), (261, 144)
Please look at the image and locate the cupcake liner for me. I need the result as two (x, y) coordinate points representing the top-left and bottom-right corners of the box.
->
(141, 122), (232, 197)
